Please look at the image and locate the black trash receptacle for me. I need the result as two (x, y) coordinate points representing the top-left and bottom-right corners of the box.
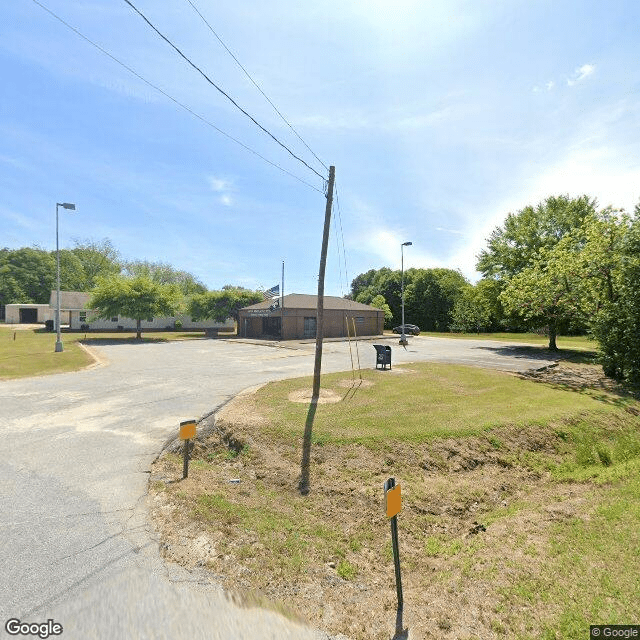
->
(373, 344), (392, 370)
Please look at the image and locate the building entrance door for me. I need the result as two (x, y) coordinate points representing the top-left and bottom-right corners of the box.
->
(19, 308), (38, 323)
(262, 317), (281, 338)
(303, 316), (317, 339)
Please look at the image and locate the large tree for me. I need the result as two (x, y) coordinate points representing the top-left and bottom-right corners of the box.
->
(352, 267), (467, 331)
(0, 247), (55, 305)
(188, 287), (262, 323)
(89, 275), (180, 339)
(123, 259), (206, 296)
(589, 210), (640, 383)
(477, 195), (598, 349)
(404, 268), (468, 331)
(71, 239), (122, 290)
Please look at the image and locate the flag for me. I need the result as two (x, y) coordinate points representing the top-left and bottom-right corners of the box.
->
(262, 285), (280, 300)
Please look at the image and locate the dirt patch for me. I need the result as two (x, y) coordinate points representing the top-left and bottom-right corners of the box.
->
(288, 388), (342, 404)
(336, 378), (375, 388)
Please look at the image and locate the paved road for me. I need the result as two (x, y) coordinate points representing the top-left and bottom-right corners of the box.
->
(0, 336), (556, 639)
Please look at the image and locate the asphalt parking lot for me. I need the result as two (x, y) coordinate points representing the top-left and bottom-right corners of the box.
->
(0, 335), (557, 639)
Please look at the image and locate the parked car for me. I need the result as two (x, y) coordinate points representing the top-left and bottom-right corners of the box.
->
(392, 324), (420, 335)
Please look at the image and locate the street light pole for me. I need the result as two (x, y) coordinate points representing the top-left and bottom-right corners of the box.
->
(400, 241), (412, 346)
(55, 202), (76, 353)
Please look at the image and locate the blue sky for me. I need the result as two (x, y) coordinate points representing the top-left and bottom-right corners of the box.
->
(2, 1), (640, 296)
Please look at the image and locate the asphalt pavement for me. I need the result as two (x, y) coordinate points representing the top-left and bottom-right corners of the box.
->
(0, 335), (556, 639)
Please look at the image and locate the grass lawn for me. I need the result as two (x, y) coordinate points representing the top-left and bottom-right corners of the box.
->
(150, 362), (640, 640)
(0, 325), (214, 380)
(386, 330), (597, 352)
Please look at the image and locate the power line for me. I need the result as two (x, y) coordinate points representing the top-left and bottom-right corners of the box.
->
(123, 0), (327, 183)
(29, 0), (324, 194)
(334, 182), (351, 295)
(184, 0), (328, 173)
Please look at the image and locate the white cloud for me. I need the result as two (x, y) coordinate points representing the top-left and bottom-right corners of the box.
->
(208, 177), (232, 192)
(207, 176), (234, 206)
(567, 64), (595, 86)
(435, 227), (464, 235)
(546, 80), (555, 91)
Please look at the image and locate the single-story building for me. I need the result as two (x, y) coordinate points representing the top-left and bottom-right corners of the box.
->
(4, 303), (53, 324)
(237, 293), (384, 340)
(5, 290), (234, 332)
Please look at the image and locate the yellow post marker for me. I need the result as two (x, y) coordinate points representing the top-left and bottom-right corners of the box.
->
(385, 483), (401, 518)
(180, 420), (196, 479)
(179, 420), (196, 440)
(384, 478), (403, 610)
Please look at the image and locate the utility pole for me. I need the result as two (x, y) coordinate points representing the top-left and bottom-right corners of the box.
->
(311, 166), (335, 400)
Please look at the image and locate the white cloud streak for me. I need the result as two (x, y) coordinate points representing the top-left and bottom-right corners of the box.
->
(568, 64), (595, 86)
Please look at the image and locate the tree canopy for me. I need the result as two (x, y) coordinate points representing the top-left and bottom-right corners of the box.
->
(188, 288), (263, 323)
(123, 259), (206, 296)
(477, 195), (601, 349)
(89, 275), (180, 339)
(351, 267), (468, 331)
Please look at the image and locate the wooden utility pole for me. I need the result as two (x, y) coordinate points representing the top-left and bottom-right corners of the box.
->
(311, 165), (335, 400)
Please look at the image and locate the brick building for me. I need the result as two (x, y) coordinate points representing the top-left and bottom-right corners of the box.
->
(238, 294), (384, 340)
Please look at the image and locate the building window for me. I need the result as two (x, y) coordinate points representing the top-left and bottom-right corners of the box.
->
(111, 316), (118, 322)
(79, 312), (87, 322)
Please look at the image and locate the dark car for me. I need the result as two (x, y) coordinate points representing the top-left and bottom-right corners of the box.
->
(392, 324), (420, 335)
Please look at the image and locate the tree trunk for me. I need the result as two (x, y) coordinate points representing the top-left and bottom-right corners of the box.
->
(548, 321), (558, 351)
(136, 318), (142, 340)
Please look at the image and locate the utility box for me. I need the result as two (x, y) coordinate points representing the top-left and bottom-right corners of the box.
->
(374, 344), (392, 370)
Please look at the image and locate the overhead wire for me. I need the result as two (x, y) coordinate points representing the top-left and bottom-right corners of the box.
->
(123, 0), (327, 183)
(334, 182), (351, 295)
(29, 0), (324, 194)
(183, 0), (328, 173)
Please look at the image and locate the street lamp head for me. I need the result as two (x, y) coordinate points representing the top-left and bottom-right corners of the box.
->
(402, 241), (412, 246)
(59, 202), (76, 210)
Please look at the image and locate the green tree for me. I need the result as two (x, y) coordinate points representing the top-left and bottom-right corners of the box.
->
(590, 210), (640, 383)
(369, 294), (393, 326)
(450, 285), (492, 333)
(71, 239), (122, 289)
(352, 268), (403, 322)
(89, 275), (180, 339)
(477, 195), (598, 349)
(404, 268), (469, 331)
(188, 288), (262, 323)
(0, 247), (55, 304)
(123, 260), (206, 296)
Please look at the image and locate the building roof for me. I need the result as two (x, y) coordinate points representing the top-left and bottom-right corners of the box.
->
(241, 293), (381, 312)
(49, 291), (92, 310)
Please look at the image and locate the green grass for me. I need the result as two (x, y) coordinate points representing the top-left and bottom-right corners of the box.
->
(154, 359), (640, 639)
(255, 363), (625, 445)
(0, 325), (210, 379)
(500, 474), (640, 639)
(388, 331), (597, 352)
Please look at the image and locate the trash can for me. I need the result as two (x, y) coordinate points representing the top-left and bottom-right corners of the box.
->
(374, 344), (392, 370)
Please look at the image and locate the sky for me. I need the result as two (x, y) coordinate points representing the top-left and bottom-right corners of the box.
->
(2, 1), (640, 297)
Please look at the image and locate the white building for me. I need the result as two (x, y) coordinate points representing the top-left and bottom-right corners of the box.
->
(5, 291), (234, 332)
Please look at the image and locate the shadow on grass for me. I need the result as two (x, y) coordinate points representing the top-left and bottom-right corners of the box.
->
(391, 606), (408, 639)
(342, 378), (364, 401)
(298, 399), (318, 495)
(475, 343), (599, 365)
